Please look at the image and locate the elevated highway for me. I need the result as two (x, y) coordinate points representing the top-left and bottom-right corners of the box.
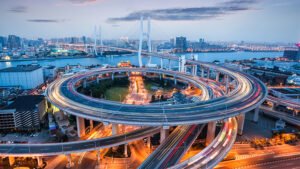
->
(46, 67), (267, 126)
(169, 118), (238, 169)
(0, 127), (159, 156)
(139, 125), (205, 169)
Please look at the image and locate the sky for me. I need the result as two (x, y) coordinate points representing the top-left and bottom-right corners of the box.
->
(0, 0), (299, 43)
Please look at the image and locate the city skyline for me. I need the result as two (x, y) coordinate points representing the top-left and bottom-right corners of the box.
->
(0, 0), (299, 43)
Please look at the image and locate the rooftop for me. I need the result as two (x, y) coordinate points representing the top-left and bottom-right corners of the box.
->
(0, 64), (41, 72)
(3, 95), (44, 111)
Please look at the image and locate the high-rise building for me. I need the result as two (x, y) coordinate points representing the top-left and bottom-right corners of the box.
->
(82, 36), (87, 44)
(176, 36), (187, 52)
(7, 35), (21, 49)
(71, 37), (79, 44)
(199, 38), (205, 44)
(0, 36), (7, 48)
(0, 95), (47, 131)
(170, 38), (175, 47)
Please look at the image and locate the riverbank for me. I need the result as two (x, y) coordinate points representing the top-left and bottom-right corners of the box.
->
(0, 55), (96, 62)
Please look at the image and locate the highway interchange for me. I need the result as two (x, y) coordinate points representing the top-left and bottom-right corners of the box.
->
(0, 49), (268, 168)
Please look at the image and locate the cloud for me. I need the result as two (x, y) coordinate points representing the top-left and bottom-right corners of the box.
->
(27, 19), (69, 23)
(68, 0), (97, 4)
(8, 6), (27, 13)
(108, 0), (258, 22)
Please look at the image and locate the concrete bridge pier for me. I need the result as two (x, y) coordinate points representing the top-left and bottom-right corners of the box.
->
(225, 75), (229, 94)
(207, 68), (210, 79)
(174, 76), (177, 85)
(8, 156), (15, 167)
(160, 126), (170, 143)
(168, 59), (171, 70)
(96, 77), (100, 84)
(90, 120), (94, 129)
(95, 150), (101, 168)
(112, 123), (120, 135)
(160, 58), (164, 69)
(76, 116), (86, 138)
(147, 136), (151, 149)
(253, 106), (260, 122)
(216, 72), (220, 82)
(111, 73), (115, 80)
(206, 121), (217, 146)
(37, 157), (43, 168)
(124, 144), (128, 157)
(201, 67), (205, 78)
(65, 154), (74, 168)
(192, 65), (197, 76)
(237, 114), (245, 135)
(83, 79), (87, 88)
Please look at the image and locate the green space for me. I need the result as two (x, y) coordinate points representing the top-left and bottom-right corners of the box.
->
(104, 87), (128, 102)
(77, 78), (129, 102)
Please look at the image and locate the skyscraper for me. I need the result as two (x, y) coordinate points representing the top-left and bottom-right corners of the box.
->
(7, 35), (21, 49)
(0, 36), (7, 48)
(176, 36), (187, 52)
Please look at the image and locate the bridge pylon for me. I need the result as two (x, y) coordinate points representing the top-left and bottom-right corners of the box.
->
(138, 16), (152, 67)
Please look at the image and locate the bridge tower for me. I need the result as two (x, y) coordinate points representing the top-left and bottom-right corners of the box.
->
(99, 26), (103, 56)
(138, 16), (152, 67)
(93, 26), (98, 56)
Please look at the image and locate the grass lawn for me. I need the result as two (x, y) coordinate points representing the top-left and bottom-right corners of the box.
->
(104, 87), (129, 102)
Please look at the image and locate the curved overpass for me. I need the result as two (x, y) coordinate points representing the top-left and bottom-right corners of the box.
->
(169, 118), (238, 169)
(0, 127), (159, 156)
(46, 66), (267, 126)
(0, 47), (266, 169)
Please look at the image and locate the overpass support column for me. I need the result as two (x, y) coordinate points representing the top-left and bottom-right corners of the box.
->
(272, 102), (277, 110)
(225, 75), (229, 94)
(66, 154), (74, 168)
(76, 116), (86, 138)
(201, 67), (205, 78)
(206, 121), (217, 146)
(253, 106), (260, 123)
(237, 114), (245, 135)
(37, 157), (43, 168)
(96, 77), (100, 84)
(90, 120), (94, 129)
(111, 73), (114, 80)
(96, 150), (101, 167)
(192, 65), (197, 76)
(216, 72), (220, 82)
(174, 77), (177, 85)
(8, 157), (15, 166)
(147, 136), (151, 149)
(160, 126), (170, 143)
(207, 68), (210, 79)
(124, 144), (128, 157)
(160, 58), (163, 69)
(112, 123), (119, 135)
(83, 79), (87, 88)
(168, 59), (171, 70)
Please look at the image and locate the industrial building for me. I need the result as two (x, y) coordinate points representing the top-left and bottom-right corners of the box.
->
(0, 64), (44, 89)
(0, 95), (47, 131)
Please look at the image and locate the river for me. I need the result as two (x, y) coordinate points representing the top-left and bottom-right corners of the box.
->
(0, 51), (282, 69)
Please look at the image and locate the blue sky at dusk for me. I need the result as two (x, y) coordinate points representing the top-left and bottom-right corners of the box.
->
(0, 0), (299, 42)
